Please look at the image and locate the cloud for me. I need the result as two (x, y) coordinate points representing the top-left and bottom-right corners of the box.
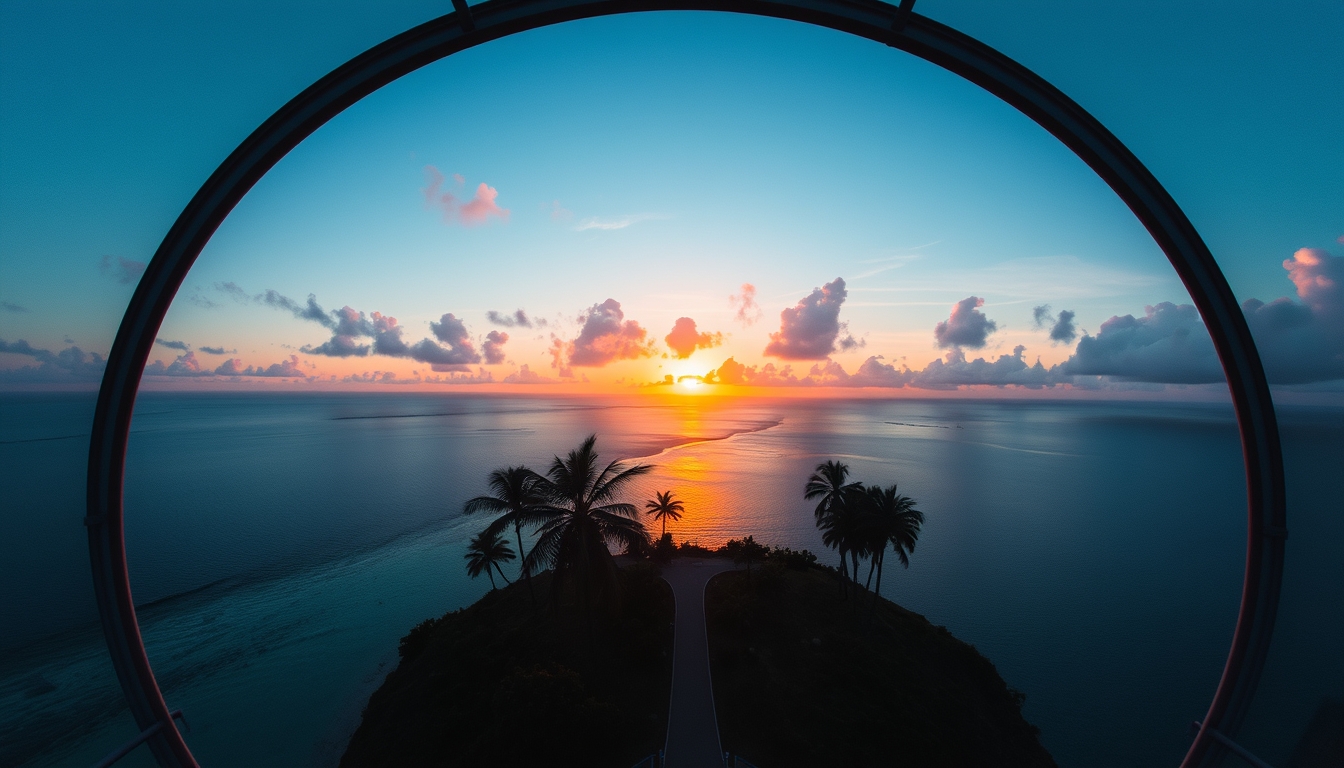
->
(144, 351), (213, 377)
(934, 296), (998, 349)
(1239, 247), (1344, 383)
(563, 299), (655, 367)
(698, 347), (1057, 391)
(259, 290), (334, 328)
(302, 305), (373, 357)
(503, 364), (554, 384)
(729, 283), (763, 327)
(198, 346), (236, 355)
(1, 339), (106, 382)
(424, 313), (482, 369)
(422, 166), (508, 226)
(575, 214), (663, 231)
(1032, 304), (1053, 327)
(154, 338), (190, 352)
(1049, 311), (1077, 344)
(484, 331), (508, 364)
(764, 277), (850, 360)
(1032, 304), (1079, 344)
(2, 301), (28, 313)
(548, 200), (572, 221)
(460, 183), (509, 225)
(664, 317), (723, 359)
(1058, 302), (1222, 383)
(213, 355), (307, 378)
(99, 255), (146, 285)
(215, 282), (250, 303)
(487, 309), (539, 328)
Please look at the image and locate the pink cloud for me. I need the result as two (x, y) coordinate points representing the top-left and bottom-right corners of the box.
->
(562, 299), (654, 367)
(1283, 247), (1341, 316)
(484, 330), (508, 364)
(459, 182), (510, 225)
(729, 283), (763, 326)
(664, 317), (723, 359)
(421, 166), (508, 226)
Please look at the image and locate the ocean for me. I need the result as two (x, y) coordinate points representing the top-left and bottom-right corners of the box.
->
(1, 392), (1339, 767)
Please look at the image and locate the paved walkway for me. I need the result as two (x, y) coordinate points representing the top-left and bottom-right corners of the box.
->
(661, 558), (737, 768)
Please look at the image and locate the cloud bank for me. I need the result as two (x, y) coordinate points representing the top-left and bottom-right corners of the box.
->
(729, 283), (763, 327)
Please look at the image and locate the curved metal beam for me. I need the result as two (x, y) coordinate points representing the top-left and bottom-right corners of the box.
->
(88, 2), (1285, 766)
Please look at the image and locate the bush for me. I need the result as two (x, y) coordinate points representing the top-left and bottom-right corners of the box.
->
(768, 547), (818, 571)
(398, 617), (439, 661)
(653, 533), (677, 563)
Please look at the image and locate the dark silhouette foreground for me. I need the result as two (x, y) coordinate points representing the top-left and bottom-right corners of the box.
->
(340, 566), (673, 768)
(706, 565), (1056, 768)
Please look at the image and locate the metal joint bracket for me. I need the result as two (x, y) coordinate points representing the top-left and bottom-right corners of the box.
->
(451, 0), (476, 33)
(892, 0), (917, 33)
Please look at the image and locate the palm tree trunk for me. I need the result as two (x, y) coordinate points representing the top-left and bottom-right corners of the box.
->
(871, 548), (885, 609)
(486, 569), (497, 590)
(494, 562), (513, 585)
(837, 549), (849, 598)
(851, 551), (862, 593)
(864, 556), (876, 591)
(515, 521), (535, 605)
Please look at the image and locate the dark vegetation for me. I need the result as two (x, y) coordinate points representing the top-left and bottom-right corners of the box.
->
(340, 565), (674, 768)
(706, 564), (1057, 768)
(346, 441), (1051, 767)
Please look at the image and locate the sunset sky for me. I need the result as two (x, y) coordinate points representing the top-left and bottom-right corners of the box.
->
(1, 2), (1340, 397)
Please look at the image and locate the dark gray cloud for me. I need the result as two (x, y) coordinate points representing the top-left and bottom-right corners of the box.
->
(934, 296), (998, 349)
(154, 338), (190, 352)
(259, 290), (334, 328)
(0, 339), (106, 382)
(1033, 304), (1078, 344)
(484, 331), (508, 364)
(1049, 310), (1077, 344)
(763, 277), (849, 360)
(664, 317), (723, 359)
(99, 255), (146, 285)
(1058, 302), (1222, 383)
(2, 301), (28, 313)
(198, 346), (236, 355)
(564, 299), (654, 367)
(487, 309), (541, 328)
(1032, 304), (1053, 326)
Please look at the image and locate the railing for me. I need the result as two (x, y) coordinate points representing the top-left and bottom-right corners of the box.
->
(630, 749), (664, 768)
(92, 710), (188, 768)
(725, 753), (761, 768)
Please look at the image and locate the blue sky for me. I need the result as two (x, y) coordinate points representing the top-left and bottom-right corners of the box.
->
(1, 1), (1340, 395)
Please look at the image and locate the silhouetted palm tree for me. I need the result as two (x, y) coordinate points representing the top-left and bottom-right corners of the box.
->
(805, 460), (863, 596)
(862, 483), (924, 601)
(523, 435), (652, 615)
(645, 490), (685, 538)
(465, 465), (546, 601)
(464, 530), (515, 591)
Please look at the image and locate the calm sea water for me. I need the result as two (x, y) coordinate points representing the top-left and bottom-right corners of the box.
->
(0, 392), (1339, 767)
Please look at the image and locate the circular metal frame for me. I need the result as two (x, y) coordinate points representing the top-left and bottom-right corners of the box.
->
(87, 2), (1287, 766)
